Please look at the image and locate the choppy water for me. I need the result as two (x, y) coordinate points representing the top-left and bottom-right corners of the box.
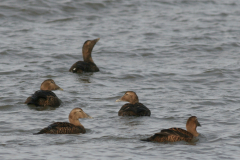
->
(1, 0), (240, 159)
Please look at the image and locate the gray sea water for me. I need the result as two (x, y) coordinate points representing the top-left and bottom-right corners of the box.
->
(0, 0), (240, 159)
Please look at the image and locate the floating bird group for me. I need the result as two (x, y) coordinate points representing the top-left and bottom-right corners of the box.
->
(25, 38), (201, 144)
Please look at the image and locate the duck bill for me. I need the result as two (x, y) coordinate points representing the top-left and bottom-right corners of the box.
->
(91, 38), (100, 45)
(58, 88), (63, 91)
(85, 113), (93, 119)
(115, 98), (123, 102)
(88, 38), (100, 49)
(196, 120), (201, 127)
(94, 38), (100, 42)
(55, 85), (63, 91)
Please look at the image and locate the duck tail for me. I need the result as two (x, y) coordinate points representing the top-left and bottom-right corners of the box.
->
(33, 128), (48, 135)
(33, 132), (39, 135)
(140, 138), (151, 142)
(33, 131), (43, 135)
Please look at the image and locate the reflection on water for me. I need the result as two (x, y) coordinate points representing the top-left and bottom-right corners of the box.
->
(77, 73), (94, 83)
(27, 104), (59, 111)
(119, 117), (145, 127)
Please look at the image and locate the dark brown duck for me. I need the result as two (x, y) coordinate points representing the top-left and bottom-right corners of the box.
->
(116, 91), (151, 116)
(25, 79), (63, 107)
(69, 38), (100, 73)
(35, 108), (91, 134)
(144, 116), (201, 142)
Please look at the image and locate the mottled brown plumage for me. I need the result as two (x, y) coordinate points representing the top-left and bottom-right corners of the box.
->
(35, 108), (91, 134)
(36, 122), (86, 134)
(25, 79), (62, 107)
(69, 38), (100, 73)
(144, 116), (201, 143)
(116, 91), (151, 116)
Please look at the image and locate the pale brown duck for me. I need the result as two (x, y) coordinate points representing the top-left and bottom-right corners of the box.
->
(25, 79), (63, 107)
(116, 91), (151, 116)
(35, 108), (91, 134)
(144, 116), (201, 142)
(69, 38), (100, 73)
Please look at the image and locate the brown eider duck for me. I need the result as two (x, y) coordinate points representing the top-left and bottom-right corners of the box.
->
(35, 108), (91, 134)
(25, 79), (63, 107)
(69, 38), (100, 73)
(116, 91), (151, 116)
(144, 116), (201, 143)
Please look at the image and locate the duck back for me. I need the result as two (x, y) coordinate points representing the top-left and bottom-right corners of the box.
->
(69, 61), (99, 73)
(145, 128), (193, 142)
(35, 122), (86, 134)
(25, 90), (61, 107)
(118, 103), (151, 116)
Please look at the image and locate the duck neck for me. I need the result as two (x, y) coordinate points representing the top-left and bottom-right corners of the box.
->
(86, 56), (94, 64)
(69, 117), (83, 127)
(131, 100), (139, 104)
(131, 96), (139, 104)
(82, 50), (94, 64)
(186, 126), (199, 137)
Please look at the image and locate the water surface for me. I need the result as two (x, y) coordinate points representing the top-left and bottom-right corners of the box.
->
(0, 0), (240, 159)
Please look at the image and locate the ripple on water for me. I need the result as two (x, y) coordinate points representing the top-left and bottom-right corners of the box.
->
(0, 0), (240, 159)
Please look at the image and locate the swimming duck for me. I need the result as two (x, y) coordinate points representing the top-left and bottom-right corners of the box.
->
(116, 91), (151, 116)
(144, 116), (201, 142)
(69, 38), (100, 73)
(25, 79), (63, 107)
(35, 108), (91, 134)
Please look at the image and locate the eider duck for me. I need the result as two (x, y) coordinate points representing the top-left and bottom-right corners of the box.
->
(25, 79), (63, 107)
(69, 38), (100, 73)
(35, 108), (91, 134)
(116, 91), (151, 116)
(144, 116), (201, 143)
